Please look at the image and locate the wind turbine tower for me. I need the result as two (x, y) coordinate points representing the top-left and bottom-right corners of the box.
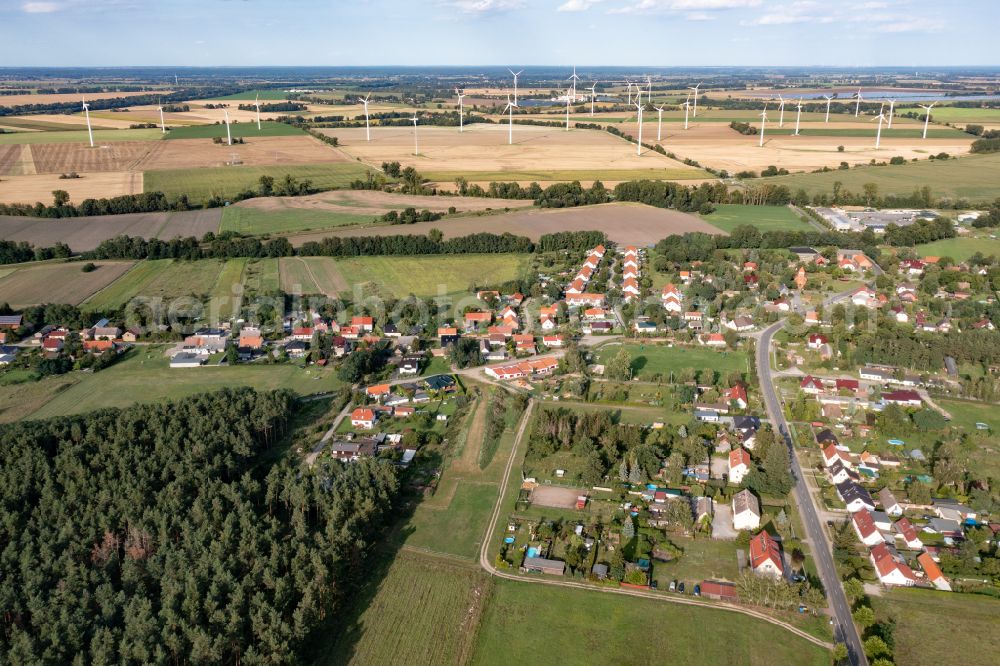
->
(455, 88), (466, 132)
(689, 82), (702, 117)
(223, 109), (233, 146)
(886, 98), (896, 128)
(654, 105), (665, 141)
(873, 111), (886, 149)
(778, 94), (786, 128)
(157, 100), (166, 134)
(360, 94), (373, 142)
(634, 101), (644, 157)
(81, 97), (94, 148)
(410, 114), (420, 155)
(794, 98), (803, 136)
(919, 103), (936, 139)
(854, 89), (863, 117)
(254, 94), (262, 131)
(758, 106), (768, 148)
(569, 66), (580, 102)
(588, 83), (597, 116)
(509, 69), (523, 107)
(504, 95), (514, 145)
(823, 95), (833, 123)
(683, 95), (691, 130)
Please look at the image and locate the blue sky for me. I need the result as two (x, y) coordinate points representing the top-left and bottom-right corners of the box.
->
(2, 0), (997, 67)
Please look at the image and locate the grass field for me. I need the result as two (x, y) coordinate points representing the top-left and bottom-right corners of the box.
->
(208, 90), (292, 101)
(322, 551), (491, 666)
(0, 260), (135, 308)
(27, 345), (343, 419)
(0, 374), (79, 424)
(242, 258), (281, 293)
(916, 235), (1000, 261)
(329, 254), (532, 300)
(939, 398), (1000, 431)
(220, 206), (378, 234)
(423, 167), (711, 182)
(701, 203), (815, 233)
(83, 258), (233, 310)
(469, 580), (830, 666)
(762, 152), (1000, 203)
(872, 588), (1000, 666)
(596, 343), (750, 380)
(143, 162), (372, 202)
(923, 106), (1000, 124)
(163, 121), (304, 140)
(0, 129), (163, 144)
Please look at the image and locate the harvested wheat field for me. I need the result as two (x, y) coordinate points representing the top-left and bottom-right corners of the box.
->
(0, 171), (142, 204)
(133, 135), (345, 170)
(621, 117), (975, 173)
(0, 90), (169, 107)
(326, 124), (702, 180)
(235, 189), (534, 216)
(0, 260), (135, 307)
(22, 141), (157, 174)
(0, 209), (222, 252)
(287, 202), (721, 246)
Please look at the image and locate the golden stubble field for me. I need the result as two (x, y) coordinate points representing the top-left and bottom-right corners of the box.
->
(618, 116), (975, 173)
(325, 123), (701, 176)
(0, 171), (142, 204)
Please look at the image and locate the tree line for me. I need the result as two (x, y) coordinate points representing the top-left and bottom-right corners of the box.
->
(0, 388), (400, 663)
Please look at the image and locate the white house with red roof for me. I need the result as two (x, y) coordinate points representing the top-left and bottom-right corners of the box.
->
(800, 375), (825, 395)
(351, 316), (374, 332)
(917, 552), (951, 591)
(893, 517), (923, 549)
(565, 293), (606, 308)
(870, 543), (916, 587)
(852, 509), (886, 546)
(350, 408), (377, 430)
(882, 390), (922, 408)
(728, 448), (751, 484)
(822, 443), (854, 468)
(725, 384), (748, 409)
(749, 531), (784, 578)
(807, 334), (828, 350)
(661, 284), (683, 313)
(699, 333), (726, 347)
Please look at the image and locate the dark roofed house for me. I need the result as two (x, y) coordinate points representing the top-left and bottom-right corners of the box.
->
(815, 428), (839, 445)
(424, 374), (456, 392)
(0, 315), (23, 329)
(522, 557), (565, 576)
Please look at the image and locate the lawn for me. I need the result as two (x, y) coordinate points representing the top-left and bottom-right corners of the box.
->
(647, 535), (740, 588)
(163, 121), (304, 140)
(320, 550), (491, 666)
(403, 481), (499, 559)
(328, 254), (532, 300)
(763, 151), (1000, 203)
(143, 162), (372, 203)
(220, 206), (378, 235)
(83, 258), (232, 310)
(422, 167), (710, 182)
(596, 343), (750, 381)
(916, 236), (1000, 261)
(27, 345), (343, 420)
(872, 588), (1000, 666)
(938, 398), (1000, 431)
(701, 203), (815, 233)
(469, 580), (831, 666)
(0, 128), (163, 144)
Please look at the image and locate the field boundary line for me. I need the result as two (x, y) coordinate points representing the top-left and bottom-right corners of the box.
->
(400, 544), (478, 566)
(476, 398), (833, 653)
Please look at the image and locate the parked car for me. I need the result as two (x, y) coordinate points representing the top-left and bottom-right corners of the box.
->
(669, 580), (676, 592)
(650, 580), (658, 590)
(693, 584), (701, 597)
(677, 582), (685, 593)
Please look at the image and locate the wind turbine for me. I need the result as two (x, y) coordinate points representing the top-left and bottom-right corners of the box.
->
(688, 82), (702, 117)
(919, 102), (936, 139)
(569, 66), (580, 103)
(646, 75), (652, 102)
(254, 93), (262, 131)
(455, 88), (466, 132)
(777, 94), (786, 128)
(625, 79), (632, 105)
(822, 95), (833, 123)
(81, 96), (94, 148)
(794, 98), (803, 136)
(886, 98), (896, 128)
(758, 106), (768, 148)
(360, 94), (372, 142)
(588, 83), (597, 116)
(410, 113), (420, 155)
(854, 88), (863, 117)
(634, 101), (644, 157)
(683, 94), (691, 130)
(157, 99), (166, 134)
(872, 111), (886, 149)
(503, 95), (514, 145)
(509, 69), (523, 106)
(223, 109), (233, 146)
(654, 104), (665, 141)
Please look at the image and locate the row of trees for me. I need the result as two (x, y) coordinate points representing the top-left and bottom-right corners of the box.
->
(0, 388), (400, 663)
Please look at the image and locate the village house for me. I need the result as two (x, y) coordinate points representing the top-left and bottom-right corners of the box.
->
(870, 543), (916, 587)
(351, 316), (374, 332)
(749, 531), (784, 578)
(350, 408), (377, 430)
(882, 390), (922, 408)
(879, 488), (903, 516)
(728, 447), (751, 484)
(732, 489), (761, 531)
(917, 552), (951, 591)
(565, 293), (606, 308)
(699, 333), (726, 347)
(837, 481), (876, 513)
(894, 517), (923, 550)
(725, 384), (748, 409)
(661, 284), (683, 313)
(852, 509), (886, 546)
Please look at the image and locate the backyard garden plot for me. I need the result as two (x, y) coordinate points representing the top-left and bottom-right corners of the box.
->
(0, 260), (134, 308)
(529, 485), (585, 509)
(142, 162), (371, 203)
(0, 209), (221, 252)
(289, 202), (721, 248)
(326, 123), (704, 182)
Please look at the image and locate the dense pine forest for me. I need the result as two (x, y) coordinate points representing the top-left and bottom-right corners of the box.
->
(0, 388), (399, 663)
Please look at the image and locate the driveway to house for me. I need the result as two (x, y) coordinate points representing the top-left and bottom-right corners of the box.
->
(475, 397), (833, 653)
(712, 503), (737, 540)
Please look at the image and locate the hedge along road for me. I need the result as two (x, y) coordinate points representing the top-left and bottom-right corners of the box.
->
(476, 397), (834, 653)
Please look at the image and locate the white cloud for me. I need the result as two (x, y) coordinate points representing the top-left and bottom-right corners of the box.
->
(610, 0), (760, 15)
(558, 0), (602, 11)
(443, 0), (525, 13)
(22, 1), (61, 12)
